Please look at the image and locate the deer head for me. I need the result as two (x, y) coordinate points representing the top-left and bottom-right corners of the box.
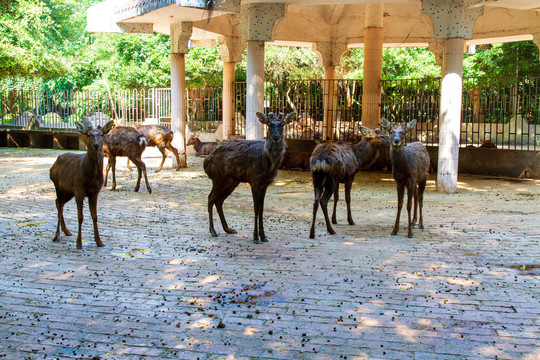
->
(76, 120), (114, 150)
(380, 117), (417, 148)
(256, 112), (296, 143)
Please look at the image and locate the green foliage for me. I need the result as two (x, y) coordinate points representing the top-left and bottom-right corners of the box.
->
(464, 42), (540, 77)
(185, 46), (223, 88)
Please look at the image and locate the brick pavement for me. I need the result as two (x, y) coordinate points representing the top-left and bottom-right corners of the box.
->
(0, 147), (539, 360)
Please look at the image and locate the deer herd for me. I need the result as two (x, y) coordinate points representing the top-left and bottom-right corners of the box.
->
(50, 112), (430, 249)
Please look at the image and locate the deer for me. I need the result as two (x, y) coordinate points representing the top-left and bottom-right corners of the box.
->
(126, 125), (181, 172)
(380, 117), (430, 238)
(49, 120), (114, 249)
(204, 112), (296, 244)
(187, 134), (218, 156)
(309, 126), (390, 238)
(103, 125), (152, 194)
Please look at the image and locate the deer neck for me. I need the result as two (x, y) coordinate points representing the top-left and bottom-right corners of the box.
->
(84, 147), (105, 180)
(264, 136), (286, 170)
(353, 138), (377, 167)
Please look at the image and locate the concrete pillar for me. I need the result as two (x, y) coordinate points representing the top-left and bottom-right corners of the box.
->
(422, 0), (482, 193)
(170, 22), (192, 168)
(219, 36), (245, 139)
(313, 42), (349, 141)
(534, 33), (540, 61)
(323, 66), (336, 140)
(222, 62), (236, 139)
(361, 3), (384, 130)
(437, 38), (464, 193)
(246, 41), (265, 139)
(239, 3), (285, 140)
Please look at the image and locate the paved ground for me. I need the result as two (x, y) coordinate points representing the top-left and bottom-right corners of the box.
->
(0, 147), (539, 360)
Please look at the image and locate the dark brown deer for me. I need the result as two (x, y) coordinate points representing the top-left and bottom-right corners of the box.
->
(187, 134), (218, 156)
(309, 126), (390, 238)
(49, 120), (114, 249)
(380, 118), (430, 238)
(204, 112), (296, 243)
(103, 125), (152, 194)
(127, 125), (181, 172)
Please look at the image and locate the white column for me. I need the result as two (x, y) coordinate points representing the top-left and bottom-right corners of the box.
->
(170, 52), (187, 168)
(437, 38), (464, 193)
(246, 40), (265, 140)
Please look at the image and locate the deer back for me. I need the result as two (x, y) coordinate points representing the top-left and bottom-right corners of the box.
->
(134, 125), (172, 147)
(103, 126), (146, 157)
(311, 142), (359, 180)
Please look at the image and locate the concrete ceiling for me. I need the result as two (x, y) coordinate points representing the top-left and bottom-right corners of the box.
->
(87, 0), (540, 46)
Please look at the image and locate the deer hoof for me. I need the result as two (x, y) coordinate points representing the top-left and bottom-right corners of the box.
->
(76, 245), (83, 249)
(408, 233), (413, 238)
(211, 231), (219, 237)
(348, 220), (355, 226)
(328, 229), (336, 235)
(331, 219), (337, 224)
(96, 242), (105, 247)
(419, 225), (424, 229)
(261, 237), (268, 243)
(52, 236), (60, 242)
(64, 230), (72, 236)
(391, 231), (398, 236)
(253, 238), (260, 244)
(309, 230), (315, 239)
(224, 228), (237, 234)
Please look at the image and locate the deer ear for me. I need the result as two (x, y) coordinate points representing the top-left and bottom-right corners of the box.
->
(359, 125), (373, 138)
(101, 120), (115, 135)
(256, 112), (268, 124)
(405, 119), (417, 133)
(380, 117), (391, 133)
(75, 122), (88, 135)
(284, 112), (296, 124)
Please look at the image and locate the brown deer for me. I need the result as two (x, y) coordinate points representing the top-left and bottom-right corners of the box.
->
(204, 112), (296, 243)
(103, 125), (152, 194)
(127, 125), (181, 172)
(309, 126), (390, 238)
(380, 118), (430, 238)
(187, 134), (218, 156)
(49, 120), (114, 249)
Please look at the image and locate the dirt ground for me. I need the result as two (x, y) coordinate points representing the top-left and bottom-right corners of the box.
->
(0, 147), (539, 359)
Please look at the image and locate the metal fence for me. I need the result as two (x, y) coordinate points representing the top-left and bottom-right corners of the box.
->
(2, 77), (539, 150)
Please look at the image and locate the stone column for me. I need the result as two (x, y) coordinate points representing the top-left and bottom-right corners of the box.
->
(534, 33), (540, 61)
(239, 3), (285, 140)
(438, 38), (464, 193)
(361, 3), (384, 130)
(422, 0), (482, 193)
(313, 42), (349, 140)
(170, 22), (192, 168)
(219, 36), (245, 139)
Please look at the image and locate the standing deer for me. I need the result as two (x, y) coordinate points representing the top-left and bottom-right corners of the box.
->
(204, 112), (296, 243)
(380, 118), (430, 238)
(309, 126), (390, 238)
(103, 125), (152, 194)
(127, 125), (181, 172)
(50, 120), (114, 249)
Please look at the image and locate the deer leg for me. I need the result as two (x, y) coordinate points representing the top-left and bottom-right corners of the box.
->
(392, 184), (405, 235)
(215, 181), (238, 234)
(54, 196), (71, 241)
(344, 179), (355, 225)
(156, 147), (167, 172)
(412, 184), (419, 227)
(331, 186), (339, 224)
(208, 185), (219, 237)
(418, 179), (427, 229)
(110, 157), (117, 191)
(126, 158), (133, 172)
(251, 187), (261, 243)
(168, 142), (181, 171)
(309, 185), (323, 239)
(104, 158), (111, 187)
(258, 187), (268, 242)
(88, 193), (104, 247)
(320, 181), (336, 235)
(130, 156), (152, 194)
(406, 184), (414, 238)
(75, 196), (84, 249)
